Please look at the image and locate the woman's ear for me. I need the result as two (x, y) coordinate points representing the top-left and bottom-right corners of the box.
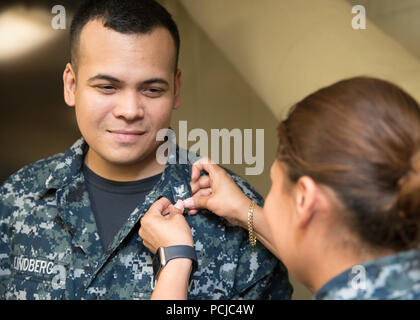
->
(63, 63), (76, 107)
(294, 176), (318, 229)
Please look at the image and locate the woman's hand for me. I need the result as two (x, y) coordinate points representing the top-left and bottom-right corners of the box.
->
(139, 197), (193, 254)
(183, 157), (251, 228)
(139, 198), (194, 300)
(183, 157), (280, 258)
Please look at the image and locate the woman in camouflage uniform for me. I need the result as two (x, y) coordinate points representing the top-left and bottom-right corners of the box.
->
(141, 76), (420, 299)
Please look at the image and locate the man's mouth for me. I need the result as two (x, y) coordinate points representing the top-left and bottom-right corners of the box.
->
(107, 129), (146, 143)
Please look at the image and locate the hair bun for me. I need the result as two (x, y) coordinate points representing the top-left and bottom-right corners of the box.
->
(397, 149), (420, 220)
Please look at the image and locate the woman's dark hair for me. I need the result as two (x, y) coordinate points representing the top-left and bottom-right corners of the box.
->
(70, 0), (180, 71)
(277, 76), (420, 251)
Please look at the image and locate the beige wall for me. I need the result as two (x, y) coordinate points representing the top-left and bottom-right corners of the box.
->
(347, 0), (420, 59)
(179, 0), (420, 120)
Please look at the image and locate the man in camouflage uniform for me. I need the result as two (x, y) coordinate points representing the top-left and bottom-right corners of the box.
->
(0, 0), (292, 300)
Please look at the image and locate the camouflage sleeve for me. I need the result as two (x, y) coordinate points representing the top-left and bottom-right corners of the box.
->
(233, 261), (293, 299)
(230, 236), (293, 300)
(0, 184), (11, 299)
(225, 170), (293, 300)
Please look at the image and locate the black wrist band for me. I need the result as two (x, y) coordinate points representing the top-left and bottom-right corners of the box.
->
(160, 245), (197, 264)
(152, 245), (198, 287)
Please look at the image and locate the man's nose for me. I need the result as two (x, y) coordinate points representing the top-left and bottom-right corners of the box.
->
(112, 90), (145, 121)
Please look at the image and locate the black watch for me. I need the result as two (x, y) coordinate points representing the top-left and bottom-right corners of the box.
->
(152, 245), (198, 285)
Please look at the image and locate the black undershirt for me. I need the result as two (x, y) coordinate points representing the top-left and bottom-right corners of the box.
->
(82, 164), (162, 251)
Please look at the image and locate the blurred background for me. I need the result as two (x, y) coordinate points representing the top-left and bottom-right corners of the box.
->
(1, 0), (420, 299)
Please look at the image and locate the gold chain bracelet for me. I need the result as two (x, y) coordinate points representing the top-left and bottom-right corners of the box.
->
(247, 200), (257, 247)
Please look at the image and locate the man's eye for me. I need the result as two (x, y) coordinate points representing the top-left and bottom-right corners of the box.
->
(143, 88), (164, 98)
(98, 85), (116, 93)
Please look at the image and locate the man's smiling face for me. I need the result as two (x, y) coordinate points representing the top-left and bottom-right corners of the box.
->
(64, 19), (181, 174)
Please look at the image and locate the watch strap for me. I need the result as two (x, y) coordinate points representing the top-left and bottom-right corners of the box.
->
(153, 245), (198, 286)
(161, 245), (198, 266)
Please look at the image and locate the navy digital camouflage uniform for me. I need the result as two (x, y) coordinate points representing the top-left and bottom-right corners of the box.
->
(0, 137), (292, 300)
(314, 248), (420, 300)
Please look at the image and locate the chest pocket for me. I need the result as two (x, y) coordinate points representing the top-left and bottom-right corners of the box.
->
(6, 271), (65, 300)
(5, 254), (68, 300)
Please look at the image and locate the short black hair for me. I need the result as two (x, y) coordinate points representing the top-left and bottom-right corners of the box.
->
(70, 0), (180, 71)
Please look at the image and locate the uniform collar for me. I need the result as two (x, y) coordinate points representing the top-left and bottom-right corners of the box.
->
(36, 136), (195, 202)
(313, 248), (420, 300)
(33, 138), (87, 200)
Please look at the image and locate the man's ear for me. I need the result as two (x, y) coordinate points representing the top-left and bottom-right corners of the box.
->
(173, 69), (182, 110)
(63, 63), (76, 107)
(294, 176), (318, 229)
